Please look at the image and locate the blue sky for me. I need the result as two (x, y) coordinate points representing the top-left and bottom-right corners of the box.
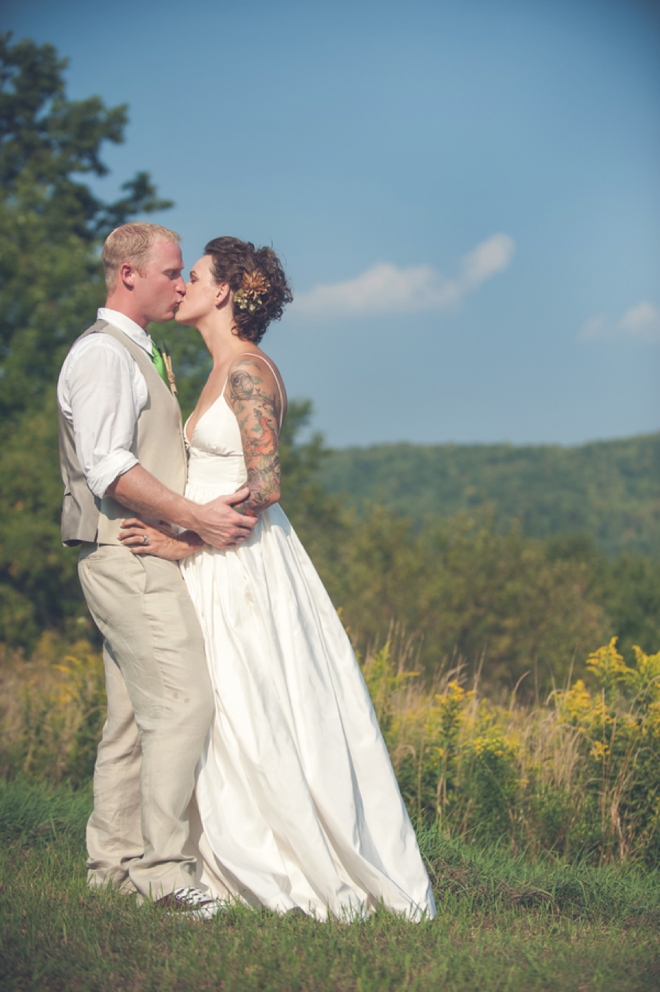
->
(3, 0), (659, 447)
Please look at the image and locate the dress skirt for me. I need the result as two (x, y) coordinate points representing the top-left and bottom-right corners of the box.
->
(181, 487), (436, 921)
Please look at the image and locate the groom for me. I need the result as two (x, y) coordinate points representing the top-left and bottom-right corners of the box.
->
(57, 221), (256, 909)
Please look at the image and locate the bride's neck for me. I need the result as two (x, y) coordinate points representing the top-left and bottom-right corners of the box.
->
(197, 311), (248, 369)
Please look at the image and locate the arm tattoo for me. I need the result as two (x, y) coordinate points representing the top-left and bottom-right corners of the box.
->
(229, 369), (255, 402)
(227, 358), (282, 515)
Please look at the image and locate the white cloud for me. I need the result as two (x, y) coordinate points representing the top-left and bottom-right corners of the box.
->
(459, 233), (515, 289)
(620, 302), (660, 340)
(579, 314), (609, 341)
(292, 233), (515, 320)
(579, 301), (660, 343)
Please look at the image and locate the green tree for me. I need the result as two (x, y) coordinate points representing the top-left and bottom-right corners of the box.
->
(594, 554), (660, 658)
(322, 508), (609, 690)
(278, 399), (347, 560)
(0, 33), (171, 647)
(0, 32), (171, 420)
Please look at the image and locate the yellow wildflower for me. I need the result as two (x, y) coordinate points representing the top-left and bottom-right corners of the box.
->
(589, 740), (609, 761)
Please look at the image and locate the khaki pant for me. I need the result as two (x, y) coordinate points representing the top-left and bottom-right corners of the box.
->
(78, 544), (213, 899)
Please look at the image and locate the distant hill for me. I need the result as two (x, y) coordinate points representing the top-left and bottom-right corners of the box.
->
(319, 433), (660, 558)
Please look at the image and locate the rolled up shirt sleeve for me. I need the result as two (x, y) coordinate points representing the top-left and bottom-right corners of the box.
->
(63, 336), (145, 499)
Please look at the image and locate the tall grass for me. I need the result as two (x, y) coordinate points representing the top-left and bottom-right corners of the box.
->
(364, 633), (660, 865)
(2, 630), (660, 865)
(0, 633), (105, 787)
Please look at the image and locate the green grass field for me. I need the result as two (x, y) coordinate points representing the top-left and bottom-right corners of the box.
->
(1, 779), (659, 991)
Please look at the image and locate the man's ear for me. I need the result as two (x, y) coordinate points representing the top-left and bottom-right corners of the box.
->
(119, 262), (138, 289)
(215, 282), (231, 308)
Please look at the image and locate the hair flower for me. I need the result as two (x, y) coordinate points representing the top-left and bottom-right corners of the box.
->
(233, 270), (270, 312)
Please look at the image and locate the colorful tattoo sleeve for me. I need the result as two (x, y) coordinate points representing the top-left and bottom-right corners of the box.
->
(227, 358), (282, 515)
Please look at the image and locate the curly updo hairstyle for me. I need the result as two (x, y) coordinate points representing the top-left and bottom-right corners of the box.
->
(204, 236), (293, 344)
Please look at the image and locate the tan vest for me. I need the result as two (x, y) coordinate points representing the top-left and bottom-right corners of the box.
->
(58, 319), (187, 546)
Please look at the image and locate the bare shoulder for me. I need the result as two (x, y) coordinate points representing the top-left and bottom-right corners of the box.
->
(228, 350), (287, 408)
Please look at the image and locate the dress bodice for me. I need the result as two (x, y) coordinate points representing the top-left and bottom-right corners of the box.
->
(184, 354), (285, 502)
(185, 395), (248, 498)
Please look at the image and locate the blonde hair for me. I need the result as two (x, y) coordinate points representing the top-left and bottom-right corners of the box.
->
(102, 222), (181, 292)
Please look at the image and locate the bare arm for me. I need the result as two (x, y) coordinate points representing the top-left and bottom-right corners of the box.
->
(106, 465), (257, 548)
(227, 357), (283, 516)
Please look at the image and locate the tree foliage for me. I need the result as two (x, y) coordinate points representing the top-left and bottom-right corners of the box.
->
(0, 34), (173, 646)
(0, 32), (171, 421)
(313, 508), (610, 689)
(321, 434), (660, 558)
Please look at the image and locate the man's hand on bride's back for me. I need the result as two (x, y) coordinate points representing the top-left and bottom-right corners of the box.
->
(193, 486), (258, 548)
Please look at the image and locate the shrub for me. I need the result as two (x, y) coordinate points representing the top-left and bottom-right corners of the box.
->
(0, 633), (105, 787)
(365, 636), (660, 865)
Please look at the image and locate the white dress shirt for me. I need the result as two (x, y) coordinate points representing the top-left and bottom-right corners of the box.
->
(57, 308), (156, 499)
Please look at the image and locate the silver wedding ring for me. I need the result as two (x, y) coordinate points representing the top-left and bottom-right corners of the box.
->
(142, 535), (149, 546)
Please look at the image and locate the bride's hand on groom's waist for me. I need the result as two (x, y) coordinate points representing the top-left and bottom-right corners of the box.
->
(119, 518), (205, 560)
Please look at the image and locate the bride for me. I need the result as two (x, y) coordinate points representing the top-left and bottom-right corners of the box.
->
(120, 236), (436, 921)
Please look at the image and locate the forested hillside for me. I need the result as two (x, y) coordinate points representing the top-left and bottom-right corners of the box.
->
(320, 434), (660, 558)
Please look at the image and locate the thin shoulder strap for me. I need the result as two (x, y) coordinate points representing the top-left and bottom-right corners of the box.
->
(241, 353), (285, 430)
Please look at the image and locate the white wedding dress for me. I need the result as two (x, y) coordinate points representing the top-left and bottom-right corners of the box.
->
(181, 358), (436, 921)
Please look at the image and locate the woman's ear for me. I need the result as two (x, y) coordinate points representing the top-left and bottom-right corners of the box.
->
(215, 282), (231, 308)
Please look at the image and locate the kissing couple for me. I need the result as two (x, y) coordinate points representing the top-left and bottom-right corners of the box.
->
(57, 221), (436, 921)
